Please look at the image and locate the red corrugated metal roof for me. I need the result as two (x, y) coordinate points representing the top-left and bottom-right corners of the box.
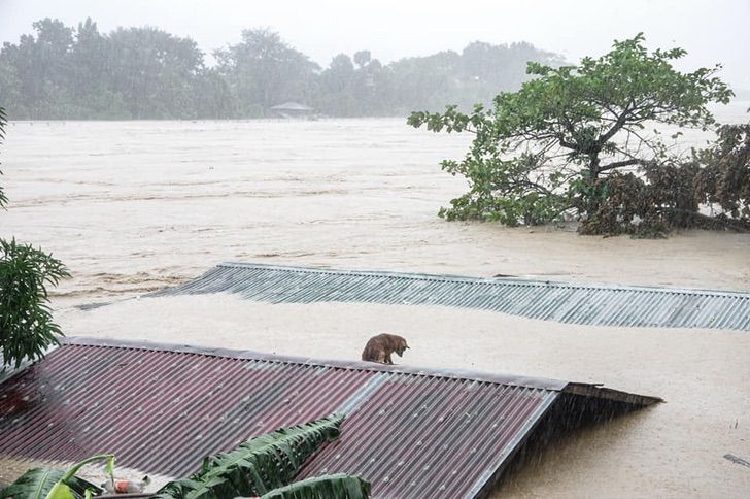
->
(0, 338), (659, 498)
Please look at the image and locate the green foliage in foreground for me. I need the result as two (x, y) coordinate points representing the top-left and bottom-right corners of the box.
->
(0, 238), (69, 368)
(0, 455), (110, 499)
(156, 414), (367, 499)
(408, 34), (741, 236)
(0, 468), (97, 499)
(259, 473), (370, 499)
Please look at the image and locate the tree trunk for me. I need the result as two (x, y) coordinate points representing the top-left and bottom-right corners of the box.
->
(588, 153), (601, 179)
(584, 153), (602, 217)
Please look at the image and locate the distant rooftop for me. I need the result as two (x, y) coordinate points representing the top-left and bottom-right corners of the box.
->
(152, 262), (750, 331)
(0, 337), (658, 498)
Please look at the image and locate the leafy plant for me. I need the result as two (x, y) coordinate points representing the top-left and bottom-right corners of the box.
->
(157, 414), (354, 498)
(0, 455), (111, 499)
(0, 238), (70, 368)
(259, 473), (370, 499)
(408, 34), (736, 235)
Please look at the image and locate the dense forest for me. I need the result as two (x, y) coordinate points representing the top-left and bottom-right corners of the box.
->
(0, 18), (564, 120)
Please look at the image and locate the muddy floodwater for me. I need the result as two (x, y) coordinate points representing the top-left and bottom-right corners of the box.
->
(1, 103), (749, 497)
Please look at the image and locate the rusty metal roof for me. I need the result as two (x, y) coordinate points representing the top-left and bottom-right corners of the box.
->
(0, 337), (659, 498)
(151, 262), (750, 330)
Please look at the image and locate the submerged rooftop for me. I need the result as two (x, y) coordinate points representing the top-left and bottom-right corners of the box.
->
(151, 262), (750, 330)
(0, 337), (659, 498)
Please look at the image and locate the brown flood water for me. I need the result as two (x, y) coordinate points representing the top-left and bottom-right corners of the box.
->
(1, 106), (749, 496)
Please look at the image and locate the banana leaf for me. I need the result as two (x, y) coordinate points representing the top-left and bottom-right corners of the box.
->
(259, 474), (370, 499)
(157, 414), (345, 499)
(0, 468), (100, 499)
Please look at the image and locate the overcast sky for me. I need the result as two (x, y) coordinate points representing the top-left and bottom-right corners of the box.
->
(1, 0), (748, 89)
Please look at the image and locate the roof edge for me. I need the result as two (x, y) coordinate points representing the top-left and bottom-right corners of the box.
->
(61, 336), (569, 391)
(0, 343), (60, 384)
(564, 382), (663, 406)
(471, 392), (559, 498)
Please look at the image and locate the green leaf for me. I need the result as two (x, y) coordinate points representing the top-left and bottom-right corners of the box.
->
(45, 483), (76, 499)
(260, 474), (371, 499)
(157, 414), (346, 498)
(0, 468), (100, 499)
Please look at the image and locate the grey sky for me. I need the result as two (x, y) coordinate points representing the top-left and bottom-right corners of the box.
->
(1, 0), (748, 89)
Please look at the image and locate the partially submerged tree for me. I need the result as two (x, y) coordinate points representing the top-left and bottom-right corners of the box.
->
(0, 106), (69, 369)
(408, 34), (736, 235)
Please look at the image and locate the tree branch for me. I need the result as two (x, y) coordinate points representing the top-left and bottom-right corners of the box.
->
(598, 101), (632, 144)
(598, 158), (645, 173)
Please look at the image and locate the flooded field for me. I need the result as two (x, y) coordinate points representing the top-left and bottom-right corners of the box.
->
(1, 104), (749, 497)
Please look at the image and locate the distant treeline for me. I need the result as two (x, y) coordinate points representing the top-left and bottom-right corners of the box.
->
(0, 18), (564, 120)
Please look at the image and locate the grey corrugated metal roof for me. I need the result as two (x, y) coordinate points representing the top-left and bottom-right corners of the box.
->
(0, 337), (659, 498)
(151, 262), (750, 330)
